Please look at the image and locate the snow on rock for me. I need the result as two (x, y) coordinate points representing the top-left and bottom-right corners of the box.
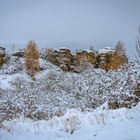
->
(0, 47), (6, 56)
(0, 56), (24, 75)
(98, 47), (115, 54)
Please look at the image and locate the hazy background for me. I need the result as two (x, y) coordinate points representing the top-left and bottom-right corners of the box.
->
(0, 0), (140, 57)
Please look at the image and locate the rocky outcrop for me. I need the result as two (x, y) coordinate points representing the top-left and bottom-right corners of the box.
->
(75, 50), (96, 65)
(46, 47), (127, 72)
(0, 47), (6, 66)
(0, 47), (5, 57)
(12, 49), (24, 57)
(46, 48), (96, 72)
(94, 47), (115, 71)
(46, 48), (76, 72)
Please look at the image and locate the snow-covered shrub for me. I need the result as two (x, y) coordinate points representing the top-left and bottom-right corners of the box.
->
(1, 57), (23, 74)
(39, 48), (46, 59)
(62, 115), (81, 134)
(9, 76), (28, 91)
(108, 93), (139, 109)
(0, 89), (23, 122)
(133, 83), (140, 99)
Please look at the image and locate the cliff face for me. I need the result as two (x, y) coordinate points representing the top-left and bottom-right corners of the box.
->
(45, 48), (117, 72)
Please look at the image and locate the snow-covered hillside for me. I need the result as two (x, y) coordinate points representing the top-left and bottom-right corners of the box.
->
(0, 56), (140, 140)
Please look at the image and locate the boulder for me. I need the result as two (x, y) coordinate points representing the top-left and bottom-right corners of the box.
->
(0, 47), (6, 57)
(12, 49), (24, 57)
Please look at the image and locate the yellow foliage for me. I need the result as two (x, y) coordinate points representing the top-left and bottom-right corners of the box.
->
(109, 41), (128, 70)
(24, 40), (40, 76)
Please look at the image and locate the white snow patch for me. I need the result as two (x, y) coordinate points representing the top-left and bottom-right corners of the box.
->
(0, 103), (140, 140)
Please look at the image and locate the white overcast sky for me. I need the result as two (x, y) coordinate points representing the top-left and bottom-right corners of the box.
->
(0, 0), (140, 55)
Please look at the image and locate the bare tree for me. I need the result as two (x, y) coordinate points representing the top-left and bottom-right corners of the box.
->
(136, 26), (140, 58)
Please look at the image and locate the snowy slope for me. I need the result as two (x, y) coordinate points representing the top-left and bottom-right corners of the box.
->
(0, 57), (140, 120)
(0, 56), (140, 140)
(0, 102), (140, 140)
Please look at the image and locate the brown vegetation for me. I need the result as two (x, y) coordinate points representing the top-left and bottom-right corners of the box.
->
(108, 94), (139, 109)
(109, 41), (128, 70)
(24, 40), (40, 76)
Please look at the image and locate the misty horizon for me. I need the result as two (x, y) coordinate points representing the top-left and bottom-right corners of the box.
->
(0, 0), (140, 57)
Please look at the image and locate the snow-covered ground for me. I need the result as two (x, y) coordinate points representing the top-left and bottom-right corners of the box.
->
(0, 56), (140, 140)
(0, 102), (140, 140)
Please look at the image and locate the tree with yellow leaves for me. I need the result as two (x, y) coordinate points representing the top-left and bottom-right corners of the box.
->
(24, 40), (40, 76)
(109, 41), (128, 70)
